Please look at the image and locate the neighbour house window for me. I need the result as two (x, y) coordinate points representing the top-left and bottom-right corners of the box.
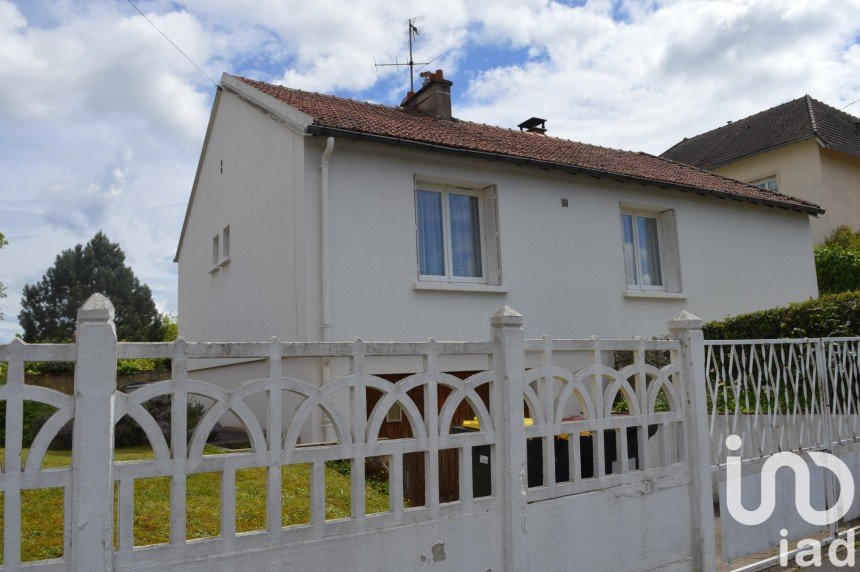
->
(415, 184), (501, 285)
(620, 208), (681, 292)
(210, 225), (231, 273)
(752, 176), (778, 193)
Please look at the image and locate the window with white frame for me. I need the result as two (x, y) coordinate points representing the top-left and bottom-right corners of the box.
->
(415, 183), (501, 285)
(620, 208), (681, 292)
(751, 176), (778, 193)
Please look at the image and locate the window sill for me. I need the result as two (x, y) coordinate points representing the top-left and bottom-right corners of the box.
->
(623, 289), (687, 300)
(209, 257), (230, 275)
(413, 282), (508, 294)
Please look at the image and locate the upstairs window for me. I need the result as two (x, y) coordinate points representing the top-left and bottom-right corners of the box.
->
(620, 208), (681, 292)
(752, 176), (778, 193)
(210, 225), (231, 273)
(415, 183), (501, 285)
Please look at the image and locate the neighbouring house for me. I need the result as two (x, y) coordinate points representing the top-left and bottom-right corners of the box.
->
(174, 71), (821, 449)
(661, 95), (859, 243)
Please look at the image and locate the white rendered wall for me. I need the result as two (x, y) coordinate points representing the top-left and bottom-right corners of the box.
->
(527, 476), (694, 571)
(317, 139), (818, 343)
(177, 90), (307, 344)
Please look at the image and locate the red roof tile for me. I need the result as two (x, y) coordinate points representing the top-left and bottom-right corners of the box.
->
(237, 76), (822, 215)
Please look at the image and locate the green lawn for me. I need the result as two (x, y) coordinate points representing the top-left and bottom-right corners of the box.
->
(0, 446), (390, 563)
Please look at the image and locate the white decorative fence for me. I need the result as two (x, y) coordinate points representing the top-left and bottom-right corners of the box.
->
(0, 295), (716, 572)
(705, 336), (860, 562)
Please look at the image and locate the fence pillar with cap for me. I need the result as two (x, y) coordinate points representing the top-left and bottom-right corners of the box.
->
(71, 293), (117, 572)
(490, 306), (528, 572)
(668, 310), (716, 572)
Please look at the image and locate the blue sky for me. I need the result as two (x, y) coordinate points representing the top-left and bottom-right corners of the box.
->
(1, 0), (859, 340)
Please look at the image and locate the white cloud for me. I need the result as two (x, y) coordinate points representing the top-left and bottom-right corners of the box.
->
(457, 0), (860, 152)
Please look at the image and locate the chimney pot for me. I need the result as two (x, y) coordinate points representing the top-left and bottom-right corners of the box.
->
(517, 117), (548, 135)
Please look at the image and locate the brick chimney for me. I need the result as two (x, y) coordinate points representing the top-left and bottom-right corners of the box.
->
(401, 69), (453, 119)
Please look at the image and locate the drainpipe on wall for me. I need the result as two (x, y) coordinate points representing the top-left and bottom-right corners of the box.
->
(320, 137), (335, 442)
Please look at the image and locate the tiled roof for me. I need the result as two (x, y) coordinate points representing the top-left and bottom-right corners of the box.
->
(661, 95), (860, 169)
(236, 76), (822, 214)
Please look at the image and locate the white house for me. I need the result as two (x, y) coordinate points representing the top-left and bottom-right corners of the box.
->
(174, 71), (821, 440)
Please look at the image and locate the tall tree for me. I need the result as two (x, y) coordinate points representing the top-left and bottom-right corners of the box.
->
(0, 231), (7, 319)
(19, 232), (165, 342)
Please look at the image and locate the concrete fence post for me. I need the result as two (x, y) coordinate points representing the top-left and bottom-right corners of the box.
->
(668, 310), (716, 572)
(490, 306), (528, 572)
(71, 294), (117, 571)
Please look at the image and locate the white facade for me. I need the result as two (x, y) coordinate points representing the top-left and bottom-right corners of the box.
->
(177, 78), (819, 348)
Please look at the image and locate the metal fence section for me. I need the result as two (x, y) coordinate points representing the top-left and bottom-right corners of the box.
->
(705, 336), (860, 564)
(705, 337), (860, 468)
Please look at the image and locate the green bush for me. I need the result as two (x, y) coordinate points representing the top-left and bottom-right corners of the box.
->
(0, 395), (218, 451)
(703, 291), (860, 340)
(814, 226), (860, 295)
(815, 246), (860, 294)
(822, 226), (860, 250)
(0, 401), (58, 447)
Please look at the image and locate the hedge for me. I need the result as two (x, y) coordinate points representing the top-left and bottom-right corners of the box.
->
(703, 291), (860, 340)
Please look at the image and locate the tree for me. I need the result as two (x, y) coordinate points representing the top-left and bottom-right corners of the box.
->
(161, 313), (178, 341)
(18, 232), (165, 342)
(0, 231), (7, 319)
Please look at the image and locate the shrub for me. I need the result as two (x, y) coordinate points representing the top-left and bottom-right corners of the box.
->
(822, 225), (860, 251)
(2, 395), (219, 451)
(703, 291), (860, 340)
(814, 226), (860, 295)
(815, 245), (860, 294)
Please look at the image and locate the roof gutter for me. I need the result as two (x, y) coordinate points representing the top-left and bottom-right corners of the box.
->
(307, 125), (824, 216)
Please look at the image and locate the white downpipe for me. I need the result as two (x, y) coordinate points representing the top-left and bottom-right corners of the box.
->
(320, 137), (335, 442)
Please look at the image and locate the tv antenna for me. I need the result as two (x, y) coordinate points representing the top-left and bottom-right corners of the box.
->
(374, 16), (432, 93)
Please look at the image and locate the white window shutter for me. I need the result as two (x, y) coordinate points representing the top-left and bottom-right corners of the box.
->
(483, 187), (501, 286)
(660, 210), (681, 292)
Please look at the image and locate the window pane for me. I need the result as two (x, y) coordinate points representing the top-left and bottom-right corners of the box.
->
(416, 190), (445, 276)
(448, 194), (482, 278)
(621, 214), (637, 286)
(637, 216), (662, 286)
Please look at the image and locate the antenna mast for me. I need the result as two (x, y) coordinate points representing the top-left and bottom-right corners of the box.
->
(407, 17), (420, 92)
(375, 16), (430, 94)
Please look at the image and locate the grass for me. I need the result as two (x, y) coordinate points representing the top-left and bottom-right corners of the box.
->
(0, 445), (390, 563)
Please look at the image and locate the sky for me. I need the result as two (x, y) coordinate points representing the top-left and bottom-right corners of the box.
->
(0, 0), (859, 340)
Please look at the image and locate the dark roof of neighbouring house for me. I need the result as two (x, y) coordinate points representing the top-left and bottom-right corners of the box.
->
(661, 95), (860, 169)
(233, 76), (822, 215)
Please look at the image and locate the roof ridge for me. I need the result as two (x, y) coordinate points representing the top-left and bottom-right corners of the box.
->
(805, 94), (820, 136)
